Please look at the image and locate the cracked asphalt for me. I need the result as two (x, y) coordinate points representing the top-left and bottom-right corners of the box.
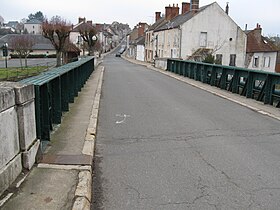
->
(92, 53), (280, 210)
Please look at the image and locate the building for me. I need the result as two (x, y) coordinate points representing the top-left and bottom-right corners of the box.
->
(24, 19), (42, 34)
(145, 12), (167, 62)
(0, 34), (56, 58)
(127, 22), (149, 59)
(245, 24), (279, 73)
(152, 1), (247, 67)
(135, 36), (145, 61)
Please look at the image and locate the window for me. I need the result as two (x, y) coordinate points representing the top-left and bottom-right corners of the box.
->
(229, 54), (236, 66)
(253, 56), (259, 67)
(200, 32), (207, 47)
(263, 57), (270, 67)
(216, 54), (223, 65)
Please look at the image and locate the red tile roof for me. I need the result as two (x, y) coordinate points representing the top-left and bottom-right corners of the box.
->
(246, 28), (278, 53)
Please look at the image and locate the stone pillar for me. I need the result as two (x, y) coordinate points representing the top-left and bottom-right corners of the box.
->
(12, 82), (39, 170)
(1, 82), (39, 169)
(0, 86), (22, 196)
(0, 82), (39, 196)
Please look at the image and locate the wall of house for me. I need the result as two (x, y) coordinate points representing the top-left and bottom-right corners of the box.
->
(156, 28), (180, 59)
(247, 52), (277, 73)
(136, 45), (145, 61)
(181, 3), (247, 67)
(24, 24), (42, 35)
(69, 32), (81, 45)
(145, 31), (155, 62)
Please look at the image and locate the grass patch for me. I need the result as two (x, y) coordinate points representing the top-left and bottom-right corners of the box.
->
(0, 66), (49, 81)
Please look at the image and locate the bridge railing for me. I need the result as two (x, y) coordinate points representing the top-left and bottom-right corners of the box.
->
(20, 57), (94, 143)
(167, 59), (280, 108)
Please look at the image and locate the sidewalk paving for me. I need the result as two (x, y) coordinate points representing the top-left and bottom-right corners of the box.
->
(1, 64), (104, 210)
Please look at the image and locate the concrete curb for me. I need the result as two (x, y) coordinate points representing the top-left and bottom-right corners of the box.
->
(122, 56), (280, 122)
(72, 66), (104, 210)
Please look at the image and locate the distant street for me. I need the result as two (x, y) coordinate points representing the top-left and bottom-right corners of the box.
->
(92, 52), (280, 209)
(0, 58), (56, 68)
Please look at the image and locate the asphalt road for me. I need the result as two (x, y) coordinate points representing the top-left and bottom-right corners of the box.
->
(92, 53), (280, 209)
(0, 58), (56, 68)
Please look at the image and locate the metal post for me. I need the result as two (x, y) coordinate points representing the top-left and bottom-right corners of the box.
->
(5, 56), (7, 68)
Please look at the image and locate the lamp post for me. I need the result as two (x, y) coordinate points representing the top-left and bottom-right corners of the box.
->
(3, 43), (8, 68)
(92, 35), (98, 56)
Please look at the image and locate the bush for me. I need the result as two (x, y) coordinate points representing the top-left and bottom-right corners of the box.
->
(203, 54), (215, 64)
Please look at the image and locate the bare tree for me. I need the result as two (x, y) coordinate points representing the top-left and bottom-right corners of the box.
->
(79, 23), (98, 55)
(10, 35), (35, 68)
(42, 16), (71, 66)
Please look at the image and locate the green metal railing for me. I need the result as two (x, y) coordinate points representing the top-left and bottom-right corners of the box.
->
(20, 57), (94, 141)
(167, 59), (280, 108)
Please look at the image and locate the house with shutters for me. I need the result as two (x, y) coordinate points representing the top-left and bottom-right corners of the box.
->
(24, 19), (42, 35)
(145, 12), (167, 63)
(127, 22), (149, 59)
(245, 24), (279, 73)
(151, 0), (247, 67)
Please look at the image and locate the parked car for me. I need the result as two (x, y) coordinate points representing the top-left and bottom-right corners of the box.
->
(115, 47), (126, 57)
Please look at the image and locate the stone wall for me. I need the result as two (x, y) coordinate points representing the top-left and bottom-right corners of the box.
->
(0, 82), (39, 196)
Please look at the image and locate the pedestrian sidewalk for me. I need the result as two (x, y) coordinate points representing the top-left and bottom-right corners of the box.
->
(0, 64), (104, 210)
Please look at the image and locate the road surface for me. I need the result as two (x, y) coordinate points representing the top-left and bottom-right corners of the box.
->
(0, 58), (56, 68)
(92, 53), (280, 209)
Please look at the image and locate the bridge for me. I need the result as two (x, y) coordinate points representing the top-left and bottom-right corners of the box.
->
(1, 49), (280, 209)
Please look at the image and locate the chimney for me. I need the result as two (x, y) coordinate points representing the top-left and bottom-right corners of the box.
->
(87, 20), (92, 25)
(191, 0), (199, 12)
(155, 12), (161, 22)
(225, 2), (229, 15)
(78, 17), (86, 23)
(165, 5), (172, 20)
(254, 23), (262, 41)
(182, 2), (191, 14)
(138, 22), (146, 37)
(171, 4), (179, 18)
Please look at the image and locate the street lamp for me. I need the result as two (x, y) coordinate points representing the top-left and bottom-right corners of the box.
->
(2, 43), (8, 68)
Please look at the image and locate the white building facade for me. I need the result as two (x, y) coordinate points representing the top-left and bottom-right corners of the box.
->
(153, 2), (247, 67)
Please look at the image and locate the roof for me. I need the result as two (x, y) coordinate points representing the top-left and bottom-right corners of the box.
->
(0, 34), (59, 51)
(246, 29), (279, 53)
(147, 17), (167, 31)
(25, 19), (42, 24)
(72, 22), (96, 32)
(7, 21), (19, 28)
(135, 36), (145, 45)
(154, 3), (212, 32)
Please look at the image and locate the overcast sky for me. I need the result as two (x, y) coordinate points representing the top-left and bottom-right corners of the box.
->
(1, 0), (279, 35)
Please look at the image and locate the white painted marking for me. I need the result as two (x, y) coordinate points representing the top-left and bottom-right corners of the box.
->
(0, 193), (13, 207)
(116, 114), (130, 124)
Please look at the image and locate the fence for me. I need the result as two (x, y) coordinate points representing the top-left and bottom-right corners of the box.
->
(20, 57), (95, 144)
(167, 59), (280, 108)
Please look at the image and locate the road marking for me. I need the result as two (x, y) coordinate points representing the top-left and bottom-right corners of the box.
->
(0, 193), (13, 207)
(116, 114), (130, 124)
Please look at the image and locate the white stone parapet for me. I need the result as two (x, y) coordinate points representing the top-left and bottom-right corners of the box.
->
(0, 82), (38, 196)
